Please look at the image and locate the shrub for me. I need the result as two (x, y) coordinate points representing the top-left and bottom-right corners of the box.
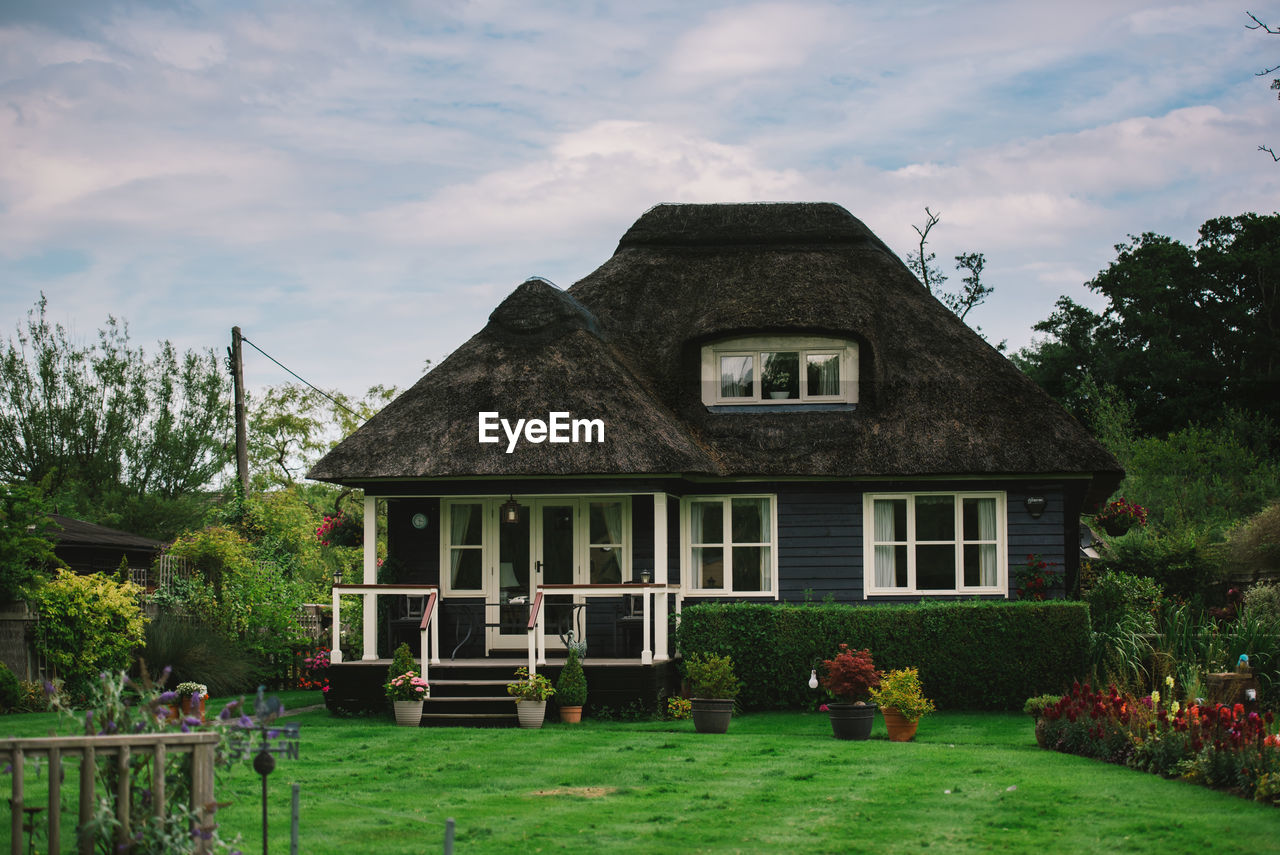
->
(819, 644), (878, 703)
(870, 667), (935, 722)
(674, 601), (1090, 710)
(1083, 570), (1163, 633)
(0, 661), (20, 712)
(1244, 582), (1280, 625)
(1223, 503), (1280, 584)
(683, 653), (741, 701)
(32, 570), (145, 694)
(389, 642), (416, 679)
(556, 648), (588, 707)
(1092, 530), (1219, 603)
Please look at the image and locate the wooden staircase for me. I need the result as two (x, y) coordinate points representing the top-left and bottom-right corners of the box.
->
(421, 662), (523, 727)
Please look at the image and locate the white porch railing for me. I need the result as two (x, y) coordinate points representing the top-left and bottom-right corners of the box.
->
(527, 583), (679, 676)
(330, 585), (439, 680)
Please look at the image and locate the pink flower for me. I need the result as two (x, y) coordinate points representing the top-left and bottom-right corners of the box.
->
(819, 704), (829, 712)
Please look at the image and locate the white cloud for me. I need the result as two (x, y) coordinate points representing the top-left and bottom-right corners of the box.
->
(664, 3), (844, 81)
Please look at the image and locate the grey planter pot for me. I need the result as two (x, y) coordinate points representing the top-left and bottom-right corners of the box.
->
(691, 698), (734, 733)
(827, 702), (877, 740)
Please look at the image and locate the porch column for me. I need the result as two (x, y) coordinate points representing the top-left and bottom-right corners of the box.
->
(330, 586), (343, 663)
(361, 494), (378, 661)
(652, 492), (669, 663)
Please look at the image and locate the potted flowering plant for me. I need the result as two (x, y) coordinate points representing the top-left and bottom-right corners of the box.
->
(820, 644), (879, 740)
(1093, 497), (1147, 537)
(1015, 554), (1058, 601)
(507, 666), (555, 728)
(684, 652), (741, 734)
(385, 671), (429, 726)
(174, 681), (207, 723)
(385, 642), (427, 726)
(869, 667), (935, 741)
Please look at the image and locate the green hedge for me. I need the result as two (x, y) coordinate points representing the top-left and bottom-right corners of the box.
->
(673, 601), (1090, 711)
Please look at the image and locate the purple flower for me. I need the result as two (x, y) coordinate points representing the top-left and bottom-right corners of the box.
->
(158, 691), (177, 704)
(43, 681), (55, 696)
(160, 666), (172, 680)
(183, 716), (201, 727)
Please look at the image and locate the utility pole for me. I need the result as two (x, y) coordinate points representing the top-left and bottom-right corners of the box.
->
(231, 326), (249, 492)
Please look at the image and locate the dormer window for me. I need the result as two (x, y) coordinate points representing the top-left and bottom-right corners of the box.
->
(701, 335), (858, 407)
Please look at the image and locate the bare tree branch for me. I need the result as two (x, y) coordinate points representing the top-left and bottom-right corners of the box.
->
(907, 207), (944, 293)
(1246, 11), (1280, 34)
(1261, 144), (1280, 161)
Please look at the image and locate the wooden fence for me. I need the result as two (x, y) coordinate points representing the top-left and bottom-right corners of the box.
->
(2, 731), (219, 855)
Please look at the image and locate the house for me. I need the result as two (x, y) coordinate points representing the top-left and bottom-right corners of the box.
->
(308, 202), (1121, 718)
(46, 515), (165, 585)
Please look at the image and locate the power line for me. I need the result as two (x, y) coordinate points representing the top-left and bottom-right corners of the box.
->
(239, 335), (359, 417)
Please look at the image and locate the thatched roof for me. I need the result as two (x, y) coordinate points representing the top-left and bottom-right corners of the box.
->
(310, 203), (1121, 500)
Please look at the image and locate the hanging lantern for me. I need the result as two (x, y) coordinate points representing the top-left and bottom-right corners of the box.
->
(500, 496), (521, 525)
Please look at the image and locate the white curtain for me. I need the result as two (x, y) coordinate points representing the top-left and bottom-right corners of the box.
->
(977, 498), (998, 586)
(874, 500), (898, 588)
(602, 501), (622, 544)
(808, 354), (840, 396)
(450, 504), (473, 588)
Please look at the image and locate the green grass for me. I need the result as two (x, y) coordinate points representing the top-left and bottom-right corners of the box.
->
(6, 701), (1280, 853)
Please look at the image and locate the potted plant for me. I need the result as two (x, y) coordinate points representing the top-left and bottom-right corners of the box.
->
(174, 681), (207, 723)
(869, 667), (935, 741)
(684, 652), (741, 733)
(1093, 497), (1147, 537)
(385, 642), (427, 726)
(556, 647), (588, 723)
(507, 666), (555, 728)
(819, 644), (879, 740)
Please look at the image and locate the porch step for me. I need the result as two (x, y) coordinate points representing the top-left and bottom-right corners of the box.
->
(419, 712), (518, 728)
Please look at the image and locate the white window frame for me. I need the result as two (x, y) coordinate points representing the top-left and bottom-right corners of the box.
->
(440, 498), (492, 596)
(438, 496), (633, 596)
(700, 335), (858, 406)
(863, 491), (1007, 597)
(681, 495), (779, 598)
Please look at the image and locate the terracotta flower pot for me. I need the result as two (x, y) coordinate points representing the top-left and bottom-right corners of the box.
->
(881, 706), (919, 742)
(179, 695), (206, 724)
(826, 702), (877, 740)
(560, 705), (583, 723)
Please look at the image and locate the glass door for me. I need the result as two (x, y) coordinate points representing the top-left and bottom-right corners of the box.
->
(536, 501), (579, 649)
(488, 500), (531, 651)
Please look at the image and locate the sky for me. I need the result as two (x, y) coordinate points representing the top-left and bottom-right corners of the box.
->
(2, 0), (1278, 400)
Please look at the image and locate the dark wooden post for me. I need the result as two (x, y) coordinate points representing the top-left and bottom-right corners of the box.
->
(231, 327), (249, 492)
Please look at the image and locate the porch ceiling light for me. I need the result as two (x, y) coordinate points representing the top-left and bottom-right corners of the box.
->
(1024, 496), (1047, 519)
(500, 495), (521, 526)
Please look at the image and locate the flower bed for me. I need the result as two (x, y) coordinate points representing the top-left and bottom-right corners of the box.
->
(1036, 680), (1280, 805)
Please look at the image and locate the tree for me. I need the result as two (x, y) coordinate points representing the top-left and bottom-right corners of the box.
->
(905, 208), (998, 344)
(1013, 213), (1280, 439)
(248, 382), (396, 489)
(0, 297), (231, 537)
(1247, 12), (1280, 161)
(0, 481), (64, 601)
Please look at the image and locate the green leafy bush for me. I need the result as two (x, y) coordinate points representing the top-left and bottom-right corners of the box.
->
(1224, 504), (1280, 584)
(32, 570), (145, 694)
(674, 601), (1090, 710)
(1243, 582), (1280, 625)
(556, 648), (588, 706)
(1093, 527), (1222, 602)
(1083, 570), (1163, 634)
(0, 661), (20, 712)
(684, 652), (741, 701)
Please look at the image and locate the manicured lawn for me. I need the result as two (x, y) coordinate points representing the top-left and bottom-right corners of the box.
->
(6, 700), (1280, 853)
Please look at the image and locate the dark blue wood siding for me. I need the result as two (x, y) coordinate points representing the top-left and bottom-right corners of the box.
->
(777, 489), (863, 602)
